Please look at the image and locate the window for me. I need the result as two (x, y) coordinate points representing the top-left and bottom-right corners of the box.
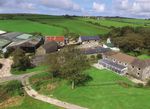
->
(124, 63), (127, 66)
(132, 66), (134, 68)
(137, 73), (140, 76)
(138, 68), (141, 71)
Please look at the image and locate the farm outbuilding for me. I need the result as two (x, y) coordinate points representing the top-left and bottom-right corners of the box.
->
(78, 36), (100, 44)
(45, 36), (66, 46)
(36, 41), (58, 55)
(0, 39), (11, 50)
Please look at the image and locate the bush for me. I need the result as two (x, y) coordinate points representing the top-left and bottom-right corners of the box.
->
(97, 54), (102, 59)
(0, 63), (3, 69)
(135, 83), (144, 88)
(146, 79), (150, 87)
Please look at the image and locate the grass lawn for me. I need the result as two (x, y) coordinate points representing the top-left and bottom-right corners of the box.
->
(34, 18), (110, 36)
(137, 54), (150, 60)
(11, 66), (48, 75)
(6, 96), (61, 109)
(0, 20), (65, 35)
(30, 67), (150, 109)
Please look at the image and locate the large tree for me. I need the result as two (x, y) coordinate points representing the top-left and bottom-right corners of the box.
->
(46, 47), (91, 89)
(12, 48), (31, 71)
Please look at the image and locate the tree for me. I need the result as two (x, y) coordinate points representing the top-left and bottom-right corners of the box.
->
(46, 47), (91, 89)
(12, 48), (31, 71)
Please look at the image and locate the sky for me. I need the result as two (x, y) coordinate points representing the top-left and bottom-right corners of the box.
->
(0, 0), (150, 18)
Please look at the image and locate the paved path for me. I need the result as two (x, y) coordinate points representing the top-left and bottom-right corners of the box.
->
(0, 72), (37, 84)
(22, 77), (88, 109)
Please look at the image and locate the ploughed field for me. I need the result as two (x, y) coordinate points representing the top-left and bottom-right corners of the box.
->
(30, 68), (150, 109)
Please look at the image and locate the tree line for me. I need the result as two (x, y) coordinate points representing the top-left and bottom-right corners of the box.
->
(107, 26), (150, 56)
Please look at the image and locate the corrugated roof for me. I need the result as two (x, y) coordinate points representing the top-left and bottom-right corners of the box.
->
(16, 34), (33, 40)
(0, 32), (22, 41)
(46, 36), (65, 42)
(80, 36), (100, 41)
(0, 39), (11, 49)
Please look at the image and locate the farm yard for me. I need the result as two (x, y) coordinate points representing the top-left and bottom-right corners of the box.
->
(30, 68), (150, 109)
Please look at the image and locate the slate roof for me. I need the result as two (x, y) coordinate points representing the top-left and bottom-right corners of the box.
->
(131, 59), (150, 69)
(103, 51), (136, 64)
(80, 36), (100, 41)
(100, 59), (126, 71)
(42, 41), (58, 53)
(81, 47), (111, 54)
(0, 32), (23, 41)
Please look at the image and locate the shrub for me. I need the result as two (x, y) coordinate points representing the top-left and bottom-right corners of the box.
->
(146, 79), (150, 87)
(135, 83), (144, 88)
(97, 54), (102, 59)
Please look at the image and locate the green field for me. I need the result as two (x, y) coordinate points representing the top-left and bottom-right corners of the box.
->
(109, 18), (150, 26)
(34, 18), (109, 36)
(30, 68), (150, 109)
(82, 18), (144, 28)
(0, 20), (65, 35)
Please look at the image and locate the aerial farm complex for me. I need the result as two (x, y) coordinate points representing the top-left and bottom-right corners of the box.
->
(0, 29), (150, 82)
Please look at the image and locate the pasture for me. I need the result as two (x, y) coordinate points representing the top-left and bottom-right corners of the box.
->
(30, 67), (150, 109)
(33, 18), (109, 36)
(0, 20), (65, 35)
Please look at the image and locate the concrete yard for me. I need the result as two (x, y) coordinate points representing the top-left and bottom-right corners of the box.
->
(0, 58), (13, 78)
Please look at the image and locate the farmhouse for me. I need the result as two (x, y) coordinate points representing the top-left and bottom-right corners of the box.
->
(99, 51), (135, 74)
(78, 36), (100, 44)
(45, 36), (66, 46)
(128, 59), (150, 81)
(99, 51), (150, 81)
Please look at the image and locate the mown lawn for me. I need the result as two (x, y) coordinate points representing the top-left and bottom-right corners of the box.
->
(138, 54), (150, 60)
(0, 20), (65, 35)
(6, 96), (61, 109)
(11, 66), (48, 75)
(34, 18), (110, 36)
(30, 68), (150, 109)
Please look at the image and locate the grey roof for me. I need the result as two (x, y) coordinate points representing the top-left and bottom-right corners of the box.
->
(42, 41), (58, 53)
(0, 32), (23, 41)
(131, 59), (150, 69)
(80, 36), (100, 41)
(0, 39), (11, 49)
(81, 47), (111, 54)
(100, 59), (126, 71)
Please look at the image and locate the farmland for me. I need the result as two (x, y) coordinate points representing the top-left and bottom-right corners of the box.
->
(30, 68), (150, 109)
(81, 17), (150, 28)
(0, 14), (149, 37)
(0, 20), (65, 35)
